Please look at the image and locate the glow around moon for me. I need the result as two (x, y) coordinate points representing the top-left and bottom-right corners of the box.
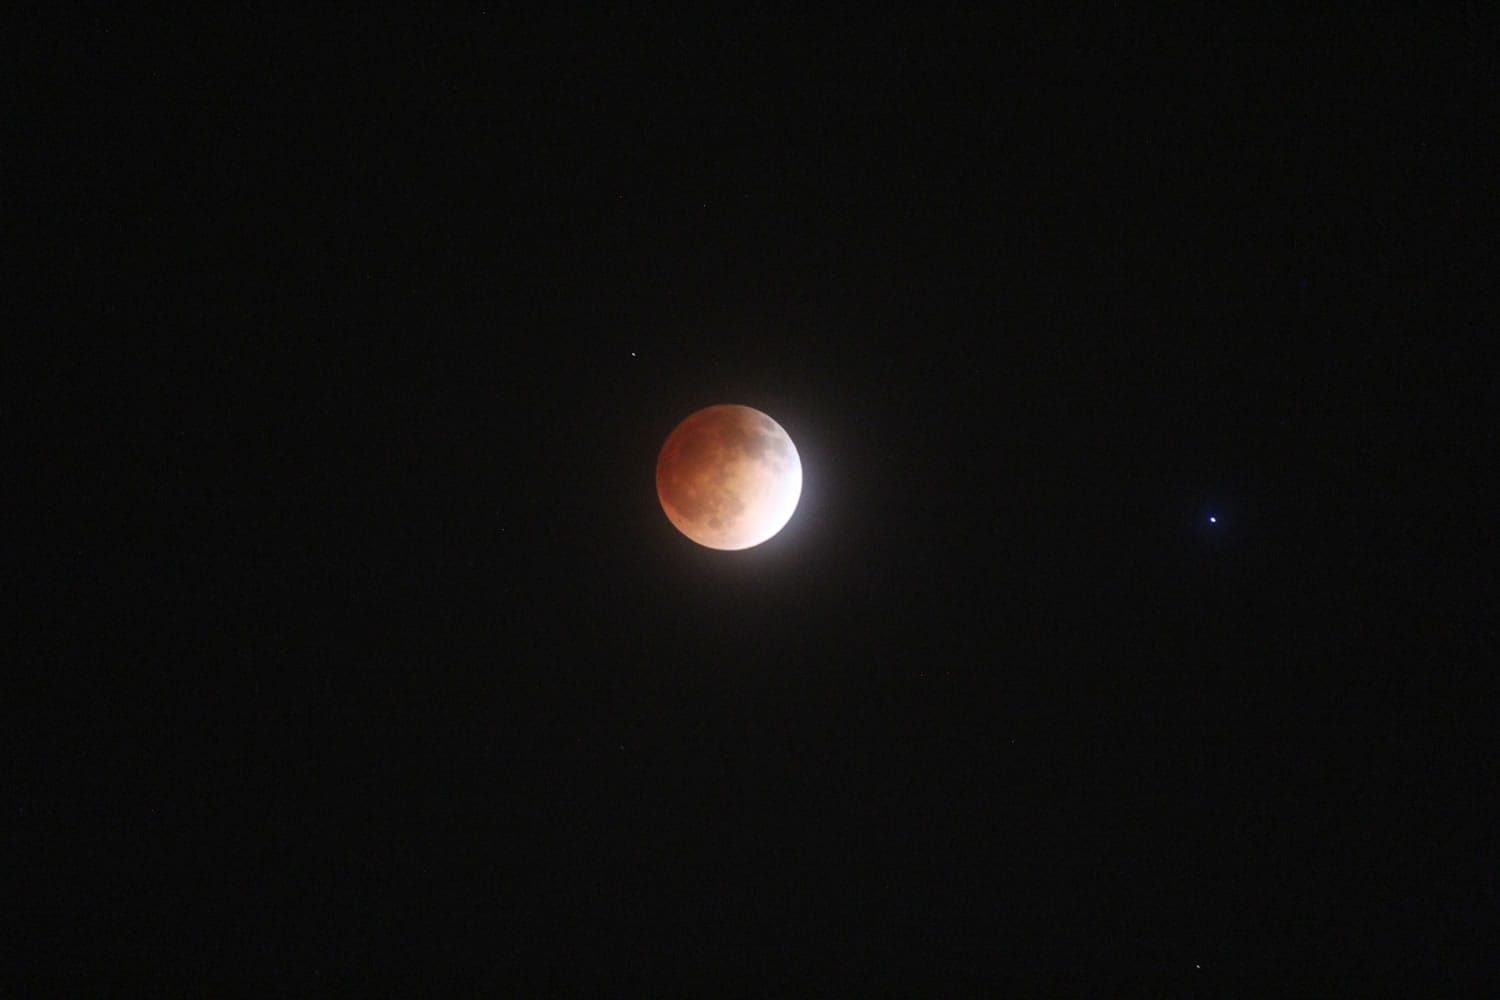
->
(656, 404), (802, 551)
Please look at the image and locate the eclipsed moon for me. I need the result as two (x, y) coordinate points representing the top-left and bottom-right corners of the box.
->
(656, 404), (802, 551)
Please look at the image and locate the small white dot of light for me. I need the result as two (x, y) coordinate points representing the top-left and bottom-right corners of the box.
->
(1209, 516), (1217, 523)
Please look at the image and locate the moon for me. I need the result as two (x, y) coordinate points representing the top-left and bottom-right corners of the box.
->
(656, 404), (802, 551)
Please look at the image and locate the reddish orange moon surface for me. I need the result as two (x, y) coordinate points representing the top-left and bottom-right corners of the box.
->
(656, 404), (802, 550)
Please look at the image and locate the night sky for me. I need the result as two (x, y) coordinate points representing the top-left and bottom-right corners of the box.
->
(13, 8), (1494, 994)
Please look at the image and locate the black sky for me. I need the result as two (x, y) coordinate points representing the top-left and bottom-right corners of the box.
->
(11, 7), (1495, 994)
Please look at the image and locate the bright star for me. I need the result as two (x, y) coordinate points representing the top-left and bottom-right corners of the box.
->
(1208, 516), (1217, 524)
